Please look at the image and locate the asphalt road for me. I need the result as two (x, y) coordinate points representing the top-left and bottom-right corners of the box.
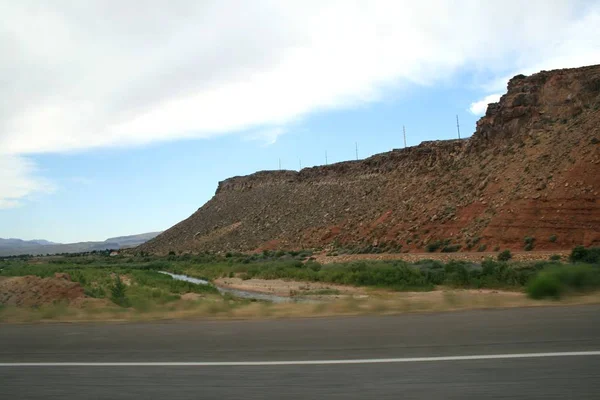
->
(1, 305), (600, 399)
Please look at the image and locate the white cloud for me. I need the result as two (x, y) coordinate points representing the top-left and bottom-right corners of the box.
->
(245, 127), (286, 146)
(469, 94), (503, 115)
(0, 155), (54, 208)
(1, 1), (600, 203)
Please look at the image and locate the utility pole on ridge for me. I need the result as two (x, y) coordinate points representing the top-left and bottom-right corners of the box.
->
(456, 115), (461, 139)
(403, 126), (407, 148)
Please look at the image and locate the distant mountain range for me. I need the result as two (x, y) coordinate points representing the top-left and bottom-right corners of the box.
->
(0, 232), (161, 257)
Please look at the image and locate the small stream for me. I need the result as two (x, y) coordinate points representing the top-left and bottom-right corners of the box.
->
(159, 271), (296, 303)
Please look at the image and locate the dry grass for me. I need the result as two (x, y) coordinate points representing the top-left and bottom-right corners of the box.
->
(3, 289), (600, 323)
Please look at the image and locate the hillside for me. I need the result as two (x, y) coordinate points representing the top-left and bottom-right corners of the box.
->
(139, 65), (600, 255)
(0, 232), (161, 257)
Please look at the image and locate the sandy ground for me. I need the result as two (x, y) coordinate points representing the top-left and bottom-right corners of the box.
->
(214, 277), (364, 297)
(211, 276), (590, 310)
(313, 250), (571, 265)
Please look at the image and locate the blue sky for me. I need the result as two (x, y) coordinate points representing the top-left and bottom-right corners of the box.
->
(1, 1), (599, 242)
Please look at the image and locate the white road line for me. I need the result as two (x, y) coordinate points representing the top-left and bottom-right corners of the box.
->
(1, 351), (600, 367)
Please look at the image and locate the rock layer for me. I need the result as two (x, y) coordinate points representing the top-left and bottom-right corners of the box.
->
(139, 65), (600, 254)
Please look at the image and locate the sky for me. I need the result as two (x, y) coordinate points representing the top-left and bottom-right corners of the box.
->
(1, 0), (600, 243)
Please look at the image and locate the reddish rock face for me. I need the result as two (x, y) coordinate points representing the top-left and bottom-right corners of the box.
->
(139, 64), (600, 255)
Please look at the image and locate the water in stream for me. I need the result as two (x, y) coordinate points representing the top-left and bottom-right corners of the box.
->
(159, 271), (296, 303)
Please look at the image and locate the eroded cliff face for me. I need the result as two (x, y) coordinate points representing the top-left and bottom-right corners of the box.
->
(140, 65), (600, 254)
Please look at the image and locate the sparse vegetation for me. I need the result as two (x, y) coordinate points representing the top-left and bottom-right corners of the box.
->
(466, 236), (481, 250)
(2, 246), (600, 321)
(302, 289), (341, 296)
(549, 234), (558, 243)
(524, 236), (535, 251)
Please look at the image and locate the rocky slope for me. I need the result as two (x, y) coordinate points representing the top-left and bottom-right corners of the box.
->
(140, 65), (600, 254)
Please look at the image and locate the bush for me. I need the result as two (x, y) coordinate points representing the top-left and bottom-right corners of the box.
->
(426, 240), (442, 253)
(477, 244), (487, 252)
(497, 250), (512, 262)
(527, 265), (600, 299)
(549, 254), (561, 261)
(570, 246), (600, 264)
(444, 261), (470, 286)
(527, 272), (561, 299)
(441, 244), (461, 253)
(549, 234), (557, 243)
(524, 236), (535, 251)
(110, 276), (130, 307)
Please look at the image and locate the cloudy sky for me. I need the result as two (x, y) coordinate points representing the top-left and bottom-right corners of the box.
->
(1, 0), (599, 242)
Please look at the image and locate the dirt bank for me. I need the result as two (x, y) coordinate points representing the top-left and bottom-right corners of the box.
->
(0, 274), (85, 307)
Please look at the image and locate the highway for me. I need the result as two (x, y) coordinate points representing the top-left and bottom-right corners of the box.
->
(1, 305), (600, 399)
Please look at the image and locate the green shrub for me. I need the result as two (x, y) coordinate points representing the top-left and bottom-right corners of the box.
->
(527, 272), (561, 299)
(549, 235), (557, 243)
(441, 244), (461, 253)
(527, 265), (600, 299)
(275, 250), (286, 258)
(444, 261), (470, 286)
(497, 250), (512, 262)
(426, 240), (442, 253)
(549, 254), (561, 261)
(570, 246), (600, 264)
(477, 244), (487, 252)
(306, 261), (322, 272)
(524, 236), (535, 251)
(110, 276), (130, 307)
(84, 286), (106, 298)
